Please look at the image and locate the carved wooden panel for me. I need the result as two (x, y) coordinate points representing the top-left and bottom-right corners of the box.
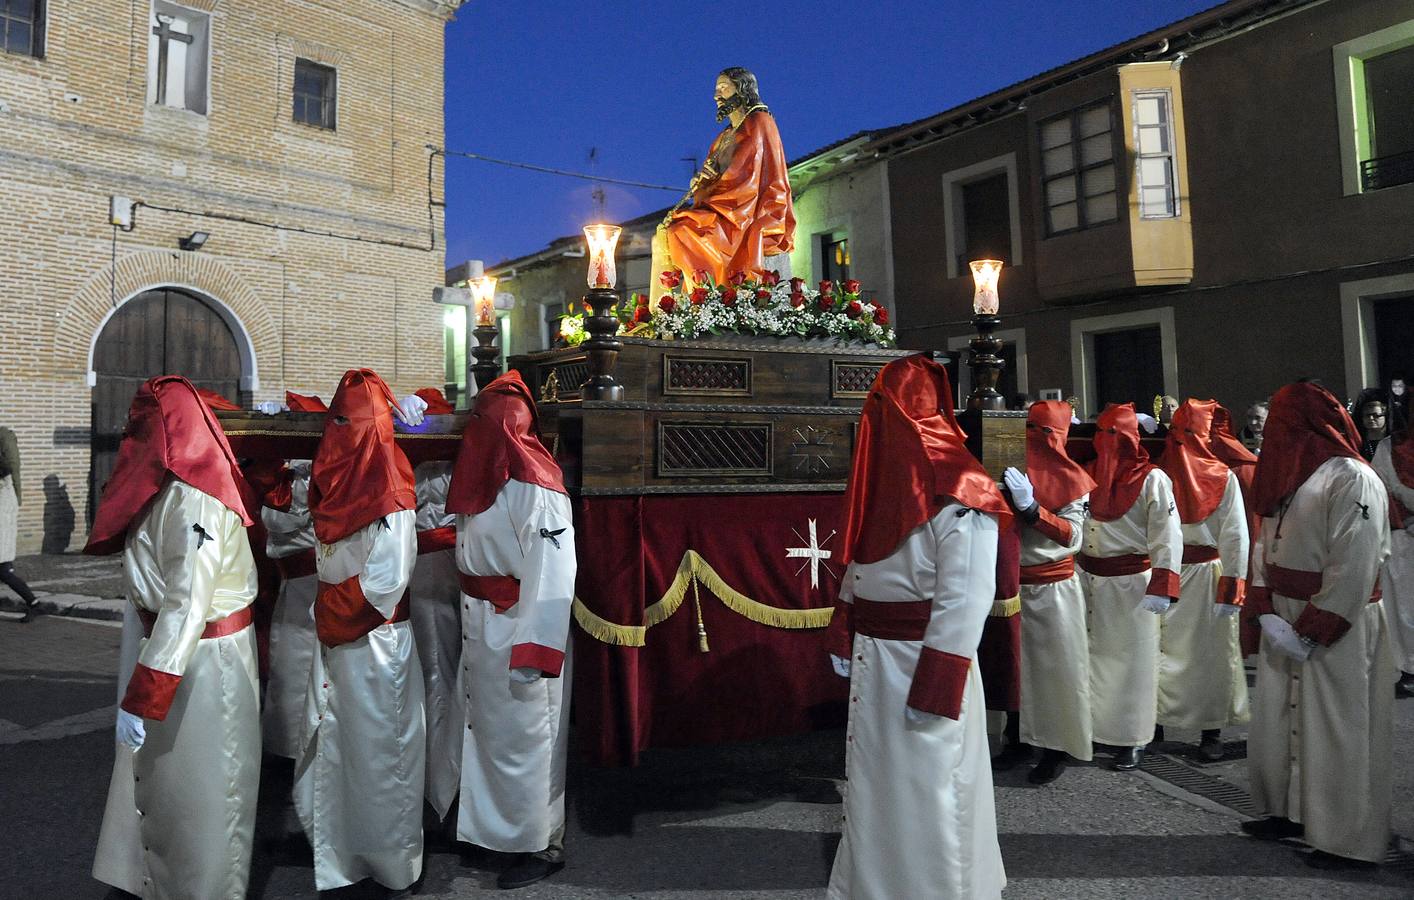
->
(657, 421), (773, 477)
(831, 361), (884, 398)
(662, 355), (752, 396)
(545, 357), (589, 398)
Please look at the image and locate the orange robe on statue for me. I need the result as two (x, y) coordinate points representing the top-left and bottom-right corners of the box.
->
(667, 108), (795, 284)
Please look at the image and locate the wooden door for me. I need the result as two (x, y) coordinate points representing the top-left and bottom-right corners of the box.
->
(89, 289), (242, 521)
(1092, 326), (1164, 415)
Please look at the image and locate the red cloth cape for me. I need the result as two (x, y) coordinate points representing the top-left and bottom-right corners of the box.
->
(1159, 399), (1231, 524)
(1026, 400), (1095, 511)
(1087, 403), (1155, 522)
(308, 369), (416, 545)
(85, 376), (253, 556)
(446, 370), (566, 517)
(841, 355), (1011, 565)
(415, 386), (455, 415)
(285, 391), (328, 413)
(195, 388), (240, 411)
(1210, 405), (1258, 469)
(1251, 382), (1365, 518)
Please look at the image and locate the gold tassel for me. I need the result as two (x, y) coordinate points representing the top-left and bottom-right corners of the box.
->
(692, 576), (710, 652)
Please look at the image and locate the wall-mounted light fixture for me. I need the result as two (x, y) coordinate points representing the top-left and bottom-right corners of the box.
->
(178, 231), (210, 251)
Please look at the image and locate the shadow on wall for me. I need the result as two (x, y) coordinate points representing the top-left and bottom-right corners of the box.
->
(42, 474), (75, 553)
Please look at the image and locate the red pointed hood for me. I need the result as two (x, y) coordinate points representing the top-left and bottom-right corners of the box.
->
(1159, 399), (1232, 524)
(446, 371), (566, 517)
(1251, 382), (1365, 517)
(415, 386), (456, 414)
(285, 391), (329, 413)
(1025, 400), (1095, 511)
(841, 355), (1011, 565)
(1087, 403), (1155, 522)
(308, 369), (416, 544)
(85, 376), (253, 555)
(1210, 405), (1258, 469)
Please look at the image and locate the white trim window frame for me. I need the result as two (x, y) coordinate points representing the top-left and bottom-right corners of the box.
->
(1133, 88), (1179, 219)
(146, 1), (211, 115)
(1332, 20), (1414, 196)
(1339, 272), (1414, 399)
(1069, 307), (1177, 420)
(940, 153), (1023, 280)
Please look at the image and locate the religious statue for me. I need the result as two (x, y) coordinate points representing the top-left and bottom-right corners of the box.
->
(650, 67), (796, 301)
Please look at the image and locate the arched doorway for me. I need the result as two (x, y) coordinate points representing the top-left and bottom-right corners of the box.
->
(89, 288), (243, 519)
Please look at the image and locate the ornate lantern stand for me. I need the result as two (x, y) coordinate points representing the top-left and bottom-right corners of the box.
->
(469, 273), (501, 389)
(579, 224), (625, 401)
(965, 259), (1006, 411)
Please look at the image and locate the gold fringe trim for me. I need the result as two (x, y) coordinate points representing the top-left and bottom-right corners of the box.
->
(574, 549), (837, 646)
(989, 594), (1021, 618)
(572, 598), (647, 646)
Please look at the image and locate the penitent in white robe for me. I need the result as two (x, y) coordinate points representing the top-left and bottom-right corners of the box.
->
(1081, 469), (1183, 747)
(1158, 470), (1250, 730)
(1018, 495), (1093, 760)
(91, 478), (260, 900)
(1373, 438), (1414, 674)
(1248, 456), (1393, 862)
(827, 503), (1006, 900)
(261, 464), (318, 760)
(454, 480), (576, 856)
(294, 509), (426, 891)
(412, 460), (463, 819)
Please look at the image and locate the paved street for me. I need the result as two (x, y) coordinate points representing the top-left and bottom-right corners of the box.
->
(2, 602), (1413, 898)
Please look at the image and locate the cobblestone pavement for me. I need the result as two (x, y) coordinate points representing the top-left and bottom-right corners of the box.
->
(2, 614), (1411, 898)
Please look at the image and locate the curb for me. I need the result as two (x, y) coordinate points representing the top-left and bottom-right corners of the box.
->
(0, 593), (125, 622)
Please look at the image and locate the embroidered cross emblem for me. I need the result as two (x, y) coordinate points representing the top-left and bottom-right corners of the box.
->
(786, 518), (836, 590)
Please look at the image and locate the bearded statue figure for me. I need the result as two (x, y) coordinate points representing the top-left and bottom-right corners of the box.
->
(650, 67), (796, 301)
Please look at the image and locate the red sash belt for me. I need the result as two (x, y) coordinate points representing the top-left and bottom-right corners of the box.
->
(1265, 564), (1381, 604)
(137, 604), (254, 640)
(1021, 557), (1075, 585)
(416, 526), (456, 555)
(275, 548), (318, 580)
(1181, 545), (1220, 565)
(458, 572), (521, 613)
(852, 597), (930, 641)
(1078, 553), (1150, 577)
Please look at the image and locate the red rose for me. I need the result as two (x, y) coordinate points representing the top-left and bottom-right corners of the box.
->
(762, 271), (780, 286)
(694, 269), (710, 285)
(819, 280), (835, 295)
(720, 287), (738, 306)
(789, 277), (806, 293)
(659, 296), (677, 313)
(843, 279), (861, 295)
(690, 287), (709, 305)
(659, 269), (682, 290)
(729, 271), (748, 286)
(846, 301), (863, 317)
(634, 306), (652, 324)
(755, 288), (772, 304)
(790, 292), (806, 308)
(635, 292), (649, 307)
(817, 294), (834, 311)
(874, 306), (889, 325)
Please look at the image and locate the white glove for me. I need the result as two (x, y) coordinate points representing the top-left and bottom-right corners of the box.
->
(1135, 412), (1159, 434)
(394, 394), (428, 426)
(905, 706), (941, 725)
(1003, 467), (1035, 511)
(509, 667), (542, 685)
(1215, 603), (1241, 619)
(829, 654), (851, 678)
(116, 710), (146, 749)
(1140, 594), (1171, 614)
(253, 400), (283, 415)
(1259, 613), (1313, 661)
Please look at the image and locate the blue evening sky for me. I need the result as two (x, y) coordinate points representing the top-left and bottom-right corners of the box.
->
(442, 0), (1218, 268)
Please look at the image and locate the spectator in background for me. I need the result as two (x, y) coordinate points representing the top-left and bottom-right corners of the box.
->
(1388, 376), (1408, 434)
(1238, 402), (1269, 453)
(0, 425), (39, 622)
(1157, 395), (1179, 427)
(1351, 388), (1389, 462)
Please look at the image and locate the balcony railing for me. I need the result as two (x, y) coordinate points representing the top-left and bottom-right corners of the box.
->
(1362, 149), (1414, 192)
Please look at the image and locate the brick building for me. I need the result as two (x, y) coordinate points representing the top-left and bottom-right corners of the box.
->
(0, 0), (465, 553)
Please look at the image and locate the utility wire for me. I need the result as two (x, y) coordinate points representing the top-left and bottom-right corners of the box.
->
(435, 147), (681, 192)
(132, 200), (433, 252)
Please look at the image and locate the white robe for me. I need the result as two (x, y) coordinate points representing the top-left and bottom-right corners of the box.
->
(827, 503), (1005, 900)
(1373, 438), (1414, 673)
(1158, 470), (1251, 730)
(454, 480), (576, 855)
(1018, 495), (1092, 760)
(91, 478), (260, 900)
(1248, 456), (1393, 862)
(412, 460), (463, 819)
(261, 466), (318, 760)
(294, 508), (426, 891)
(1081, 469), (1183, 746)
